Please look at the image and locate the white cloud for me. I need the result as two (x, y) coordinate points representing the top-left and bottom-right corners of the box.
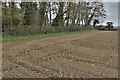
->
(102, 0), (119, 2)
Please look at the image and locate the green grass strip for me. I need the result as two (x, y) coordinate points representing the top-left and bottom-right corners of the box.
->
(2, 29), (96, 43)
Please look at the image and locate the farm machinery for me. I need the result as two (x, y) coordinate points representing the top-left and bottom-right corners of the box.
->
(97, 22), (117, 31)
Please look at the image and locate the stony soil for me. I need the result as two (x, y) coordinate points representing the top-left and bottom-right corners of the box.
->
(2, 31), (118, 78)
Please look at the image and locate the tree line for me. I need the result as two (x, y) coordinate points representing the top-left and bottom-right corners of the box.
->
(2, 1), (106, 35)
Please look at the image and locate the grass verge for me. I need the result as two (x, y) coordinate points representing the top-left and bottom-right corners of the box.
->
(2, 29), (97, 43)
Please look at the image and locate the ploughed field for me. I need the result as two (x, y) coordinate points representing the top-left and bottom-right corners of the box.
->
(2, 31), (118, 78)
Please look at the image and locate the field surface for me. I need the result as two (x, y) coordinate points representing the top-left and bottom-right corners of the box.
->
(2, 31), (118, 78)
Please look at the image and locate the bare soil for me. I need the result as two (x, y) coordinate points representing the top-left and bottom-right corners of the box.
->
(2, 31), (118, 78)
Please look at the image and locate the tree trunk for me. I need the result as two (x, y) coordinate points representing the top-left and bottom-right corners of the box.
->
(52, 2), (64, 26)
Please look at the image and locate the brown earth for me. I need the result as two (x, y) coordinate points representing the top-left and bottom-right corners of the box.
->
(2, 31), (118, 78)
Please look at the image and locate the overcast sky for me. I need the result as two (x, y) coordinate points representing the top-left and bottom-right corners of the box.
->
(101, 0), (119, 26)
(103, 2), (118, 26)
(102, 0), (119, 2)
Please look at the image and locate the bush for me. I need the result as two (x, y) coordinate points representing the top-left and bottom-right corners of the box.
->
(68, 26), (82, 32)
(41, 26), (56, 34)
(2, 25), (94, 36)
(9, 25), (40, 35)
